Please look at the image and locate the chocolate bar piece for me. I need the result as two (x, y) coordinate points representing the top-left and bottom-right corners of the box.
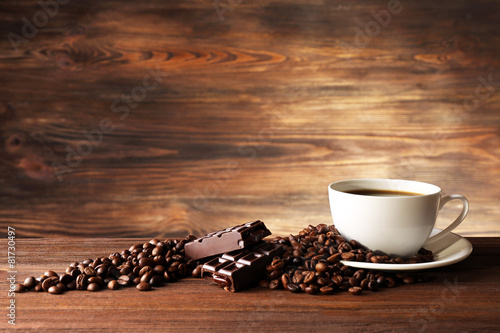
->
(201, 242), (284, 292)
(184, 220), (271, 260)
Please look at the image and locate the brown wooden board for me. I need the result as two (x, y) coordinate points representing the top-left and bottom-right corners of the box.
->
(1, 1), (499, 238)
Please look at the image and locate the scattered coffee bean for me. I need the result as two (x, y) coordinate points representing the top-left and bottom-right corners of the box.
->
(149, 275), (163, 287)
(41, 278), (55, 292)
(48, 285), (63, 294)
(305, 285), (318, 295)
(87, 283), (100, 291)
(108, 280), (120, 290)
(268, 279), (281, 290)
(56, 283), (67, 292)
(67, 281), (77, 290)
(319, 286), (334, 295)
(117, 275), (131, 287)
(191, 265), (203, 278)
(14, 283), (25, 293)
(23, 276), (36, 290)
(349, 286), (363, 295)
(402, 275), (416, 284)
(259, 279), (270, 288)
(136, 282), (151, 291)
(287, 283), (301, 293)
(17, 226), (427, 298)
(267, 223), (428, 297)
(44, 271), (58, 278)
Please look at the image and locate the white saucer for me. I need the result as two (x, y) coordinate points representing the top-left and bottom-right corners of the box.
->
(340, 228), (473, 271)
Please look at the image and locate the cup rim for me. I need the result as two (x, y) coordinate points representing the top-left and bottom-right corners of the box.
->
(328, 178), (441, 198)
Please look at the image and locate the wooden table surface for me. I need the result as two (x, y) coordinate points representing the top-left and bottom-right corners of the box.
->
(2, 237), (499, 332)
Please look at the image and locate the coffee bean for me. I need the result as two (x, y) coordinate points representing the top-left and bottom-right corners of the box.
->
(268, 279), (281, 290)
(317, 277), (328, 286)
(42, 278), (56, 292)
(140, 272), (154, 284)
(88, 276), (104, 286)
(370, 256), (381, 263)
(259, 279), (270, 288)
(305, 285), (318, 295)
(315, 262), (328, 273)
(281, 274), (291, 289)
(327, 253), (342, 263)
(120, 266), (133, 275)
(117, 275), (130, 287)
(349, 286), (363, 295)
(292, 271), (304, 284)
(368, 280), (379, 291)
(192, 265), (203, 278)
(139, 266), (153, 277)
(44, 270), (58, 278)
(287, 283), (301, 293)
(139, 257), (155, 268)
(319, 286), (334, 295)
(268, 269), (282, 280)
(23, 276), (36, 290)
(67, 281), (76, 290)
(303, 271), (316, 284)
(386, 277), (396, 288)
(149, 275), (163, 287)
(178, 263), (188, 277)
(83, 266), (95, 276)
(338, 242), (352, 252)
(70, 269), (81, 279)
(95, 265), (108, 277)
(87, 283), (100, 291)
(339, 281), (351, 290)
(349, 277), (360, 287)
(353, 269), (366, 280)
(14, 283), (25, 293)
(34, 284), (44, 292)
(48, 285), (63, 294)
(376, 276), (386, 286)
(153, 265), (165, 276)
(331, 275), (343, 286)
(59, 273), (73, 285)
(271, 258), (285, 270)
(341, 252), (355, 261)
(76, 274), (88, 290)
(108, 280), (120, 290)
(56, 282), (67, 291)
(402, 275), (416, 284)
(136, 282), (151, 291)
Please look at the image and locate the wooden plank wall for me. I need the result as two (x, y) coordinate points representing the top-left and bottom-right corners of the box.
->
(1, 0), (499, 238)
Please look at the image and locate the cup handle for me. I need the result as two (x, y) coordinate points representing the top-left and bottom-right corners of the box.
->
(424, 194), (469, 246)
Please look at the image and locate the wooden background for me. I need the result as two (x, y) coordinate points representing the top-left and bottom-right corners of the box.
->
(1, 0), (499, 238)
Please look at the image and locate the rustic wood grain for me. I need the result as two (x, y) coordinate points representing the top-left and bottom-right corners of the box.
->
(0, 237), (498, 332)
(0, 0), (499, 238)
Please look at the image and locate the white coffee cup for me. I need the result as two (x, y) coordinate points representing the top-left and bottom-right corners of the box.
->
(328, 179), (469, 258)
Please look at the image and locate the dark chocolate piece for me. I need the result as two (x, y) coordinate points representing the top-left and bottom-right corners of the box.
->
(201, 242), (284, 292)
(184, 220), (271, 260)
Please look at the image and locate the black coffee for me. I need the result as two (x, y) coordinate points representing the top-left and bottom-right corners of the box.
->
(345, 189), (422, 197)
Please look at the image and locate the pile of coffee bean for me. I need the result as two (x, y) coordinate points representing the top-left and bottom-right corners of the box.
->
(14, 235), (198, 294)
(14, 223), (433, 296)
(261, 224), (433, 295)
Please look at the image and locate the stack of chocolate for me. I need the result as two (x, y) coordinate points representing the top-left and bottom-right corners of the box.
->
(185, 220), (284, 292)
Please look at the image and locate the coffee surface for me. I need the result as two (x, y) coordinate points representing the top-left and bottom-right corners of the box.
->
(344, 189), (423, 197)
